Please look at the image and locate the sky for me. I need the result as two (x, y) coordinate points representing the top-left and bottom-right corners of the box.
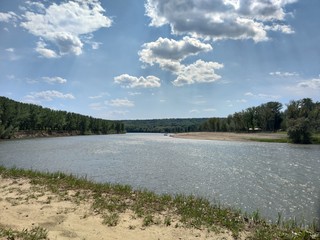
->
(0, 0), (319, 120)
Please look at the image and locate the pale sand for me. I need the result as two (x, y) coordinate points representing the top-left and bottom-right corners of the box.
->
(172, 132), (286, 142)
(0, 177), (248, 240)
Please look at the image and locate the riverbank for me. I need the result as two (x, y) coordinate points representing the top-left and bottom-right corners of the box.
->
(172, 132), (288, 143)
(1, 167), (318, 240)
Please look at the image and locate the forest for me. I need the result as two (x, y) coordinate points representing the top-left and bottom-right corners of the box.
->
(200, 98), (320, 143)
(122, 118), (208, 133)
(125, 98), (320, 144)
(0, 96), (124, 139)
(1, 96), (319, 143)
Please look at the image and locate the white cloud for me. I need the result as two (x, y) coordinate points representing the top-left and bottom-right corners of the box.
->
(35, 41), (59, 58)
(128, 92), (142, 96)
(25, 90), (75, 102)
(114, 74), (161, 88)
(173, 60), (223, 86)
(106, 98), (134, 107)
(138, 37), (222, 87)
(20, 0), (112, 57)
(89, 102), (106, 111)
(89, 92), (110, 99)
(265, 24), (294, 34)
(145, 0), (296, 42)
(42, 76), (67, 84)
(190, 109), (200, 114)
(297, 77), (320, 89)
(139, 37), (212, 71)
(245, 92), (280, 100)
(5, 47), (21, 61)
(270, 71), (299, 77)
(203, 108), (216, 112)
(0, 12), (18, 22)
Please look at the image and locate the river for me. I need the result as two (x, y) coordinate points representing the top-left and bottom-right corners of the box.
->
(1, 133), (319, 224)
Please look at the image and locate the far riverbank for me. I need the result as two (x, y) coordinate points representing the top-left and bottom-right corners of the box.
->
(172, 132), (288, 143)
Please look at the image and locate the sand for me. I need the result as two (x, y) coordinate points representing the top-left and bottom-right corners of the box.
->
(0, 176), (248, 240)
(172, 132), (286, 142)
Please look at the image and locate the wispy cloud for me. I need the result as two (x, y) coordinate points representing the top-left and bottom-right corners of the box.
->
(25, 90), (75, 103)
(42, 76), (67, 84)
(245, 92), (280, 100)
(89, 92), (110, 99)
(106, 98), (134, 107)
(270, 71), (299, 77)
(297, 77), (320, 89)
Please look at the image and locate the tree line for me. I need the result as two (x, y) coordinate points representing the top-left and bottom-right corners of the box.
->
(0, 96), (124, 139)
(122, 118), (208, 133)
(201, 98), (319, 144)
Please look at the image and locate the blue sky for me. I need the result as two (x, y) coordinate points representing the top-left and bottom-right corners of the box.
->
(0, 0), (319, 120)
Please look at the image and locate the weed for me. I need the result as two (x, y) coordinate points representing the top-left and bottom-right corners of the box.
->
(102, 213), (119, 227)
(143, 214), (154, 227)
(164, 216), (172, 226)
(0, 226), (48, 240)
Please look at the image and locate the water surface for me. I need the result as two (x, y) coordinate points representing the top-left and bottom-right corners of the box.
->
(1, 133), (319, 223)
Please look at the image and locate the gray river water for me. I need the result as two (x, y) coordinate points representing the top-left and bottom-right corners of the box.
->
(1, 133), (320, 224)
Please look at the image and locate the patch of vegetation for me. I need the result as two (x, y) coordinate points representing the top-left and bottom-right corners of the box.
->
(248, 137), (288, 143)
(1, 166), (319, 239)
(0, 226), (48, 240)
(102, 213), (120, 227)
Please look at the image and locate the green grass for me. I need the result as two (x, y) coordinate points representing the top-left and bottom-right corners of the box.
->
(1, 166), (319, 239)
(0, 226), (48, 240)
(248, 137), (288, 143)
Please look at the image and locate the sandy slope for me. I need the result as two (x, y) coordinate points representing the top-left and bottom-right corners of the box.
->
(0, 176), (247, 240)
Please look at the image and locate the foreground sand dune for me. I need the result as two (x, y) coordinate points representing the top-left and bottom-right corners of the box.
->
(0, 176), (243, 240)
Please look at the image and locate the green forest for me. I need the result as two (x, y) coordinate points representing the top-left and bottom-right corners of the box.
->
(1, 96), (319, 143)
(201, 98), (320, 143)
(124, 98), (320, 144)
(0, 96), (124, 139)
(122, 118), (208, 133)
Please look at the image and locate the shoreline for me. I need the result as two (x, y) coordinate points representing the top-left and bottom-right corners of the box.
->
(1, 167), (319, 240)
(172, 132), (288, 143)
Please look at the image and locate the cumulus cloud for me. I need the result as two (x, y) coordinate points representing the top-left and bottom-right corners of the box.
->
(106, 98), (134, 107)
(297, 77), (320, 89)
(42, 76), (67, 84)
(138, 37), (222, 86)
(145, 0), (296, 42)
(25, 90), (75, 102)
(114, 74), (161, 88)
(35, 41), (59, 58)
(139, 37), (212, 71)
(270, 71), (299, 77)
(173, 60), (224, 86)
(20, 0), (112, 57)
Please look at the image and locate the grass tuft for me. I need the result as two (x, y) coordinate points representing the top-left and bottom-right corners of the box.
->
(0, 226), (48, 240)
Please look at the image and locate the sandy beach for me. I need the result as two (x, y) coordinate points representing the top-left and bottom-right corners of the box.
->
(0, 176), (246, 240)
(172, 132), (287, 142)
